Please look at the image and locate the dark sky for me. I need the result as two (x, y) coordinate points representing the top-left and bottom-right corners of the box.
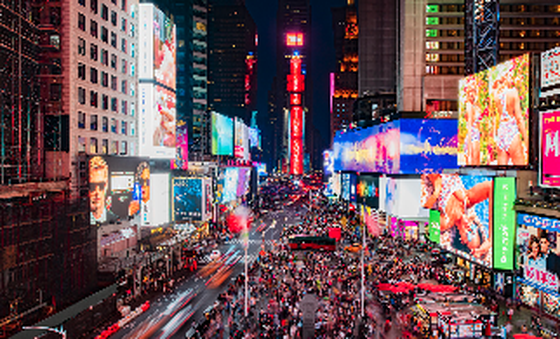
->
(245, 0), (346, 154)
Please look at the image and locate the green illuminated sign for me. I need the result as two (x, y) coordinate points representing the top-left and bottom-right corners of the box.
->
(426, 17), (439, 25)
(426, 5), (439, 13)
(429, 209), (440, 244)
(426, 29), (438, 37)
(493, 177), (516, 270)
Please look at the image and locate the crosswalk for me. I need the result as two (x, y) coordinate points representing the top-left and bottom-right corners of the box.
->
(224, 238), (276, 246)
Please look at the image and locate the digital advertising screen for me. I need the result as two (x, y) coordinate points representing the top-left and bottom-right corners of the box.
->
(517, 213), (560, 297)
(458, 53), (529, 166)
(211, 112), (234, 156)
(395, 178), (427, 218)
(153, 7), (176, 90)
(399, 118), (458, 174)
(149, 173), (170, 226)
(172, 177), (203, 222)
(138, 84), (176, 159)
(429, 209), (441, 244)
(203, 178), (213, 222)
(237, 168), (251, 197)
(381, 176), (398, 216)
(219, 167), (239, 204)
(421, 174), (494, 266)
(541, 47), (560, 89)
(323, 150), (334, 176)
(255, 162), (267, 177)
(234, 118), (245, 158)
(357, 175), (379, 209)
(248, 127), (260, 149)
(341, 173), (357, 202)
(540, 110), (560, 187)
(333, 121), (400, 174)
(493, 177), (516, 270)
(89, 156), (150, 226)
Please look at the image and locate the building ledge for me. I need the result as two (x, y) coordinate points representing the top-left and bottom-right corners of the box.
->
(0, 180), (68, 199)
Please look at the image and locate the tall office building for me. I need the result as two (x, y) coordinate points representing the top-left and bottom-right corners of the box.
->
(269, 0), (311, 172)
(330, 1), (358, 144)
(207, 0), (257, 125)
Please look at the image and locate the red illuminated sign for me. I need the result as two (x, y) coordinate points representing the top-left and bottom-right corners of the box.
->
(290, 57), (301, 75)
(291, 137), (303, 174)
(286, 33), (304, 47)
(287, 74), (305, 92)
(290, 106), (303, 139)
(290, 93), (301, 106)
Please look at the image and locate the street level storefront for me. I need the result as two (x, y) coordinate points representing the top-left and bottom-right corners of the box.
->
(455, 256), (492, 289)
(516, 213), (560, 336)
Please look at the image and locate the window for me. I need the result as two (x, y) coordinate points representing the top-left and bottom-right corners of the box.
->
(90, 43), (98, 60)
(130, 43), (135, 57)
(111, 118), (117, 133)
(91, 0), (97, 13)
(78, 87), (86, 104)
(90, 138), (98, 154)
(101, 4), (108, 20)
(90, 67), (98, 83)
(111, 97), (118, 112)
(110, 32), (117, 48)
(90, 20), (98, 37)
(78, 13), (86, 30)
(130, 102), (135, 117)
(130, 23), (135, 38)
(102, 94), (108, 110)
(130, 121), (135, 136)
(121, 80), (127, 94)
(121, 0), (126, 11)
(78, 137), (86, 152)
(78, 112), (86, 128)
(79, 0), (85, 6)
(121, 38), (127, 53)
(101, 49), (108, 66)
(102, 117), (108, 132)
(111, 54), (117, 69)
(130, 63), (135, 77)
(111, 140), (118, 154)
(121, 59), (127, 74)
(101, 26), (108, 43)
(129, 82), (135, 96)
(90, 114), (98, 130)
(101, 71), (108, 87)
(120, 141), (127, 155)
(111, 11), (117, 26)
(102, 139), (108, 154)
(78, 38), (86, 55)
(90, 91), (98, 107)
(78, 63), (86, 80)
(121, 121), (127, 135)
(121, 100), (127, 114)
(111, 75), (117, 90)
(121, 18), (127, 32)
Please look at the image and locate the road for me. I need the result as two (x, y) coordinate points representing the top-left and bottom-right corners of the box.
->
(111, 204), (302, 339)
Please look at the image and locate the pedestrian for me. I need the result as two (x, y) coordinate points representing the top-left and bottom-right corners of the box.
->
(507, 307), (514, 321)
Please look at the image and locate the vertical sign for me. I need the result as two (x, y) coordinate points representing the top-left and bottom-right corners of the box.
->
(429, 209), (441, 244)
(493, 177), (516, 270)
(289, 54), (304, 175)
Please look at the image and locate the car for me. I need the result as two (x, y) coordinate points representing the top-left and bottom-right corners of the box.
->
(209, 250), (221, 261)
(344, 243), (362, 253)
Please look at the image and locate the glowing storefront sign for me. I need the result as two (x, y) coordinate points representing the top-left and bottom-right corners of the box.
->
(286, 32), (304, 47)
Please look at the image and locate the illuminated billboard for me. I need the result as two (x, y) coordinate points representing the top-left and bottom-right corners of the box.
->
(248, 127), (261, 149)
(540, 111), (560, 187)
(458, 53), (529, 166)
(493, 177), (516, 270)
(149, 173), (170, 226)
(357, 175), (379, 209)
(290, 102), (304, 175)
(341, 173), (357, 202)
(237, 168), (251, 197)
(286, 32), (304, 47)
(89, 156), (150, 226)
(323, 150), (334, 176)
(211, 112), (234, 156)
(517, 213), (560, 299)
(219, 167), (238, 204)
(541, 47), (560, 89)
(399, 119), (458, 174)
(234, 118), (244, 158)
(138, 83), (176, 159)
(333, 120), (400, 174)
(172, 177), (203, 222)
(421, 174), (493, 266)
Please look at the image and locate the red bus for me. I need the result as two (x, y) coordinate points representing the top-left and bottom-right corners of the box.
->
(288, 235), (336, 251)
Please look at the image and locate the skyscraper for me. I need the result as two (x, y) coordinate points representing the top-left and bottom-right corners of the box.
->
(207, 0), (257, 124)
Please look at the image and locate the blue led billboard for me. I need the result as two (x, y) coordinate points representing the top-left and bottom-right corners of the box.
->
(211, 112), (234, 156)
(172, 177), (203, 222)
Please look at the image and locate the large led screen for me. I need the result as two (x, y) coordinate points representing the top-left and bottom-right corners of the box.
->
(153, 7), (176, 90)
(540, 111), (560, 187)
(219, 167), (238, 204)
(357, 175), (379, 209)
(333, 121), (400, 174)
(493, 177), (516, 270)
(458, 54), (529, 166)
(541, 47), (560, 89)
(211, 112), (234, 156)
(399, 119), (458, 174)
(237, 168), (251, 197)
(173, 178), (203, 222)
(89, 156), (150, 226)
(341, 173), (357, 202)
(149, 173), (170, 226)
(517, 213), (560, 297)
(421, 174), (493, 266)
(323, 150), (334, 176)
(395, 178), (427, 218)
(138, 84), (176, 159)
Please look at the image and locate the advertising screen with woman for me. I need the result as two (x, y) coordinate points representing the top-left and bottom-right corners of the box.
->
(458, 54), (529, 166)
(421, 174), (493, 266)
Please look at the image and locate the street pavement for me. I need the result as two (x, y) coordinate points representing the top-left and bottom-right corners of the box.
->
(109, 205), (300, 339)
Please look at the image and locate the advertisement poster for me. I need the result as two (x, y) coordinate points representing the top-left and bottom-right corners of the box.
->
(517, 283), (541, 308)
(458, 54), (529, 166)
(153, 86), (176, 149)
(399, 119), (458, 174)
(384, 177), (398, 216)
(494, 272), (505, 294)
(421, 174), (493, 266)
(493, 177), (516, 270)
(341, 173), (357, 202)
(429, 209), (441, 244)
(517, 213), (560, 295)
(172, 178), (203, 222)
(333, 120), (400, 174)
(541, 111), (560, 187)
(541, 47), (560, 89)
(234, 118), (245, 158)
(211, 112), (234, 156)
(153, 7), (176, 90)
(219, 167), (238, 204)
(149, 173), (170, 226)
(89, 156), (150, 226)
(357, 175), (379, 209)
(323, 150), (334, 176)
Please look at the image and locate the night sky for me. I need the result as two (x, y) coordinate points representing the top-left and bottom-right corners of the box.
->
(245, 0), (346, 155)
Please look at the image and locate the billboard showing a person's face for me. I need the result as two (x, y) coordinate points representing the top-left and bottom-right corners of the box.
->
(89, 156), (150, 225)
(422, 174), (493, 266)
(458, 54), (529, 166)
